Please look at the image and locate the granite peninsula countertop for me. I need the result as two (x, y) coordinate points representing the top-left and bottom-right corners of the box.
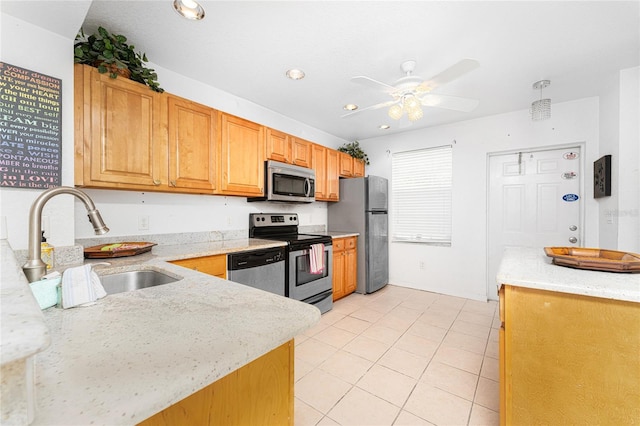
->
(1, 238), (320, 425)
(497, 247), (640, 303)
(322, 231), (360, 239)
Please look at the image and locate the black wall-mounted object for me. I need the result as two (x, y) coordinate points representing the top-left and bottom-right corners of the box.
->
(593, 155), (612, 198)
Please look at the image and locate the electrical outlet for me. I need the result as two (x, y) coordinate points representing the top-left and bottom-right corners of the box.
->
(138, 215), (149, 230)
(419, 261), (425, 270)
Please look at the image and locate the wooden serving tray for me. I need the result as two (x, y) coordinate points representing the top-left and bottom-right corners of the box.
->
(84, 242), (157, 259)
(544, 247), (640, 273)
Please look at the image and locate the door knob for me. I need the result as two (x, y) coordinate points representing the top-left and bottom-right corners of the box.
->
(569, 237), (578, 244)
(569, 225), (577, 231)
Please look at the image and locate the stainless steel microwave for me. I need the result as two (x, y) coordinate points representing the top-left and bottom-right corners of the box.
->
(248, 160), (315, 203)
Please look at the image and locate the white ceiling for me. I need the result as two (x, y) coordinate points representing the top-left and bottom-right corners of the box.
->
(4, 1), (639, 141)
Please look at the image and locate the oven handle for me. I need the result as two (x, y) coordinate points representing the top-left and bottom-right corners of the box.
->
(303, 289), (333, 305)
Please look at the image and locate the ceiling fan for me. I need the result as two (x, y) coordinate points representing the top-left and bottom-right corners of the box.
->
(342, 59), (480, 122)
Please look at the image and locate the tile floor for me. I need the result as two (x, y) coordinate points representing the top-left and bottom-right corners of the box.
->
(294, 285), (500, 426)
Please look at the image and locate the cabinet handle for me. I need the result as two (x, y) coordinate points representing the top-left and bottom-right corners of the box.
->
(170, 180), (177, 187)
(153, 179), (161, 186)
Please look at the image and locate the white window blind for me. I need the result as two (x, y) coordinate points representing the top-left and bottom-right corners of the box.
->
(391, 145), (452, 245)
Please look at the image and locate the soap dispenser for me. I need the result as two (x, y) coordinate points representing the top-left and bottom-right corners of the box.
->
(41, 231), (55, 270)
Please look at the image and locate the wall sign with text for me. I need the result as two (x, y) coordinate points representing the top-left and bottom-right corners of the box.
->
(0, 62), (62, 189)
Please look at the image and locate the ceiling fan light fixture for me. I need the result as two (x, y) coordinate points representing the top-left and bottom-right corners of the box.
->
(286, 69), (305, 80)
(173, 0), (205, 20)
(388, 104), (403, 120)
(403, 95), (421, 112)
(407, 107), (424, 122)
(530, 80), (551, 121)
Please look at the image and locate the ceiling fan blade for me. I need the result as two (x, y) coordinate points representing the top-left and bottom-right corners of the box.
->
(416, 59), (480, 92)
(420, 93), (479, 112)
(351, 76), (397, 93)
(340, 99), (398, 118)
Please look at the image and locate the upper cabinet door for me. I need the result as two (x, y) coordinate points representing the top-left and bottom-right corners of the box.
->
(291, 137), (312, 168)
(83, 65), (165, 189)
(167, 95), (217, 193)
(339, 152), (353, 177)
(326, 149), (340, 201)
(353, 158), (365, 177)
(312, 144), (327, 200)
(218, 113), (265, 196)
(265, 128), (291, 163)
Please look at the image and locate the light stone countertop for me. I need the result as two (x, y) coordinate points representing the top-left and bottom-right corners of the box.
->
(497, 247), (640, 303)
(322, 231), (360, 239)
(1, 238), (320, 425)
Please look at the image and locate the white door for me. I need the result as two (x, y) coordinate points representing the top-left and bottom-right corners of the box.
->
(487, 146), (582, 300)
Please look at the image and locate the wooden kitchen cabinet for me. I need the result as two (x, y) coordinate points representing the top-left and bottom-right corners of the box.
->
(339, 152), (354, 177)
(265, 128), (290, 163)
(353, 158), (365, 177)
(170, 254), (226, 279)
(218, 113), (265, 196)
(332, 236), (357, 301)
(167, 94), (217, 193)
(290, 137), (312, 168)
(311, 144), (328, 200)
(499, 284), (640, 425)
(139, 340), (294, 426)
(326, 149), (340, 201)
(74, 64), (166, 190)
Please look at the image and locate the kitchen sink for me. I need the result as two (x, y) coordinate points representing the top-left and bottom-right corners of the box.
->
(100, 269), (182, 294)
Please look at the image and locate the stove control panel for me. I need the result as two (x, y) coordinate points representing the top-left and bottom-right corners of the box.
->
(250, 213), (299, 228)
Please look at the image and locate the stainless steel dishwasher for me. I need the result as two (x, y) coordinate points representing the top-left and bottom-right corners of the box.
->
(227, 247), (286, 296)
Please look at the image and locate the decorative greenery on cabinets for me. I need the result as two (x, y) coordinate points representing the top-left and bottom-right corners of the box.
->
(74, 26), (164, 92)
(337, 140), (369, 165)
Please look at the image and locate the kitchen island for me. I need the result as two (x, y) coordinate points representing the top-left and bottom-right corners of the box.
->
(496, 247), (640, 426)
(1, 239), (320, 425)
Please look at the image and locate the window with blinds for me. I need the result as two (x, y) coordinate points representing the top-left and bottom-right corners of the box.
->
(391, 145), (452, 245)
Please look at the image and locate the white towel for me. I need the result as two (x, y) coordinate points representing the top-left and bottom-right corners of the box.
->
(309, 244), (325, 275)
(61, 264), (107, 309)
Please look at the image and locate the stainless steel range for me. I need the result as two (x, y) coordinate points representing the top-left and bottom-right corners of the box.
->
(249, 213), (333, 313)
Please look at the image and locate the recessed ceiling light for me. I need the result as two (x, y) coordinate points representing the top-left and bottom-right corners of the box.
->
(173, 0), (205, 20)
(285, 69), (305, 80)
(379, 124), (390, 130)
(343, 104), (358, 111)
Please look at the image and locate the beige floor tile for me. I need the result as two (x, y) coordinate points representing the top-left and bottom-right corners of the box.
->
(457, 311), (495, 327)
(361, 323), (404, 345)
(433, 345), (484, 375)
(356, 364), (417, 407)
(317, 416), (340, 425)
(388, 305), (422, 321)
(375, 313), (415, 333)
(404, 382), (472, 426)
(303, 320), (331, 337)
(327, 386), (400, 426)
(474, 377), (500, 412)
(296, 369), (352, 414)
(491, 316), (501, 329)
(432, 294), (467, 310)
(488, 328), (499, 343)
(333, 315), (372, 334)
(462, 300), (498, 317)
(367, 296), (403, 314)
(398, 298), (434, 313)
(484, 339), (499, 359)
(295, 356), (315, 382)
(393, 410), (436, 425)
(319, 309), (347, 326)
(378, 347), (430, 379)
(295, 334), (310, 346)
(421, 361), (479, 401)
(407, 321), (448, 343)
(417, 310), (457, 329)
(450, 319), (491, 340)
(296, 337), (339, 367)
(313, 326), (358, 349)
(349, 306), (386, 323)
(393, 333), (439, 360)
(468, 404), (499, 426)
(480, 356), (499, 381)
(442, 331), (488, 355)
(342, 334), (391, 362)
(295, 398), (324, 426)
(319, 350), (373, 384)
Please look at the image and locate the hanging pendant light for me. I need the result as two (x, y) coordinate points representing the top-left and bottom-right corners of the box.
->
(530, 80), (551, 121)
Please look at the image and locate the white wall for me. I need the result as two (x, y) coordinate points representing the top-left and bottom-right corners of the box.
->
(617, 66), (639, 252)
(0, 11), (346, 250)
(361, 97), (601, 301)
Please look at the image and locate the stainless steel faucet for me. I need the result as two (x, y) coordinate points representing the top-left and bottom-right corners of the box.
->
(22, 186), (109, 283)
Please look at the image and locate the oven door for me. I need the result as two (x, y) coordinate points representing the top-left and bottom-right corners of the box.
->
(288, 245), (333, 301)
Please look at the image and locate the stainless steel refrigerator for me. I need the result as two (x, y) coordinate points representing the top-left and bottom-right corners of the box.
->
(328, 176), (389, 294)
